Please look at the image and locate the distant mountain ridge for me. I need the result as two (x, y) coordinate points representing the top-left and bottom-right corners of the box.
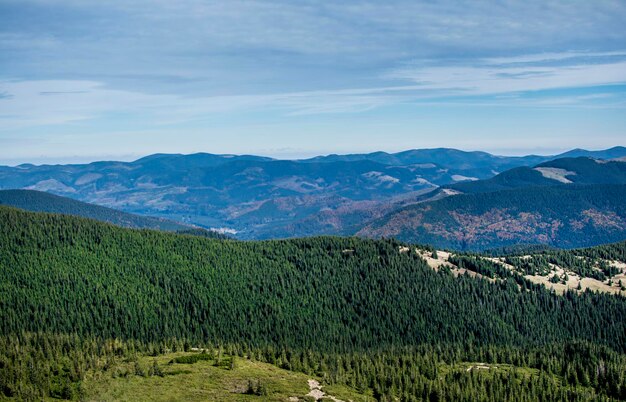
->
(300, 146), (626, 171)
(0, 146), (625, 240)
(556, 146), (626, 159)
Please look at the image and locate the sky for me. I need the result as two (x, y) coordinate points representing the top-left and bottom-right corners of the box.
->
(1, 0), (626, 165)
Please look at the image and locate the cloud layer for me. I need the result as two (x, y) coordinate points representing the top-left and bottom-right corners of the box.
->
(0, 0), (625, 161)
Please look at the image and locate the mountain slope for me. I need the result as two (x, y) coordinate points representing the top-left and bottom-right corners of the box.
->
(2, 205), (625, 351)
(447, 157), (626, 194)
(2, 207), (626, 400)
(0, 189), (190, 231)
(358, 184), (626, 250)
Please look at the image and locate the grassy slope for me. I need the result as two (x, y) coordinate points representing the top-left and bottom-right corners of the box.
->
(81, 351), (600, 402)
(83, 352), (368, 402)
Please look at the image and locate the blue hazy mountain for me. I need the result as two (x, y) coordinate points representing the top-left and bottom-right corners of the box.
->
(1, 147), (625, 239)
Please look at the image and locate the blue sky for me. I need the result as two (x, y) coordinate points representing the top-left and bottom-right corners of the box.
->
(1, 0), (626, 164)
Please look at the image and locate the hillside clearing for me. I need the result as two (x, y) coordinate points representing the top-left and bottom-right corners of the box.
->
(83, 352), (368, 402)
(416, 248), (626, 295)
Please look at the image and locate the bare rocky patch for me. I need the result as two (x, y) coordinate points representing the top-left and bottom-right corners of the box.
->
(533, 167), (576, 183)
(306, 379), (346, 402)
(414, 248), (626, 296)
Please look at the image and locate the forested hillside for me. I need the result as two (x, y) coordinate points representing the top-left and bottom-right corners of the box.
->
(359, 184), (626, 250)
(0, 189), (229, 239)
(1, 206), (626, 400)
(447, 157), (626, 194)
(0, 189), (188, 231)
(2, 205), (626, 349)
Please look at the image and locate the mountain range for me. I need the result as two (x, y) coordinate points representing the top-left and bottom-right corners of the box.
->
(2, 148), (626, 400)
(1, 146), (625, 249)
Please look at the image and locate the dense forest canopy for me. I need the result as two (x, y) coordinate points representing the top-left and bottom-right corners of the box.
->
(1, 206), (626, 400)
(1, 205), (625, 350)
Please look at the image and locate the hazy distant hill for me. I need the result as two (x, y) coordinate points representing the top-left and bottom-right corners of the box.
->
(556, 146), (626, 159)
(301, 146), (626, 176)
(447, 157), (626, 194)
(0, 189), (190, 232)
(1, 147), (625, 238)
(302, 147), (546, 178)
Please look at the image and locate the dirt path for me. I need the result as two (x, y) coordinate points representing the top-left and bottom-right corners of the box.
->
(305, 379), (345, 402)
(466, 363), (496, 372)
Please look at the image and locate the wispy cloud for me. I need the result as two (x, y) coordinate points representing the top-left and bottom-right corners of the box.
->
(1, 1), (625, 160)
(0, 79), (409, 129)
(2, 49), (626, 131)
(387, 53), (626, 96)
(484, 51), (626, 65)
(3, 1), (626, 90)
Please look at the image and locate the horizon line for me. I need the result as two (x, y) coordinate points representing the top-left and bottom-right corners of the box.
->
(1, 145), (624, 167)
